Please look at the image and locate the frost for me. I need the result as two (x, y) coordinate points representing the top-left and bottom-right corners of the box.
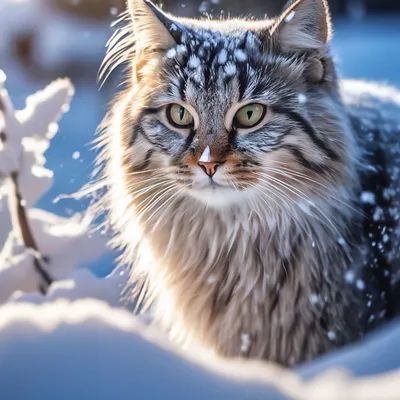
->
(198, 1), (208, 13)
(327, 331), (336, 341)
(234, 49), (247, 62)
(360, 191), (375, 204)
(240, 333), (251, 353)
(297, 94), (307, 104)
(188, 55), (201, 69)
(218, 49), (228, 65)
(284, 11), (295, 23)
(337, 237), (346, 246)
(166, 48), (177, 59)
(356, 279), (365, 290)
(372, 207), (383, 221)
(344, 270), (355, 284)
(368, 314), (375, 323)
(224, 62), (237, 77)
(309, 293), (320, 305)
(176, 44), (187, 55)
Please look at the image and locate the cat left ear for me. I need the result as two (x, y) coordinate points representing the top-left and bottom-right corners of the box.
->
(128, 0), (185, 54)
(271, 0), (332, 52)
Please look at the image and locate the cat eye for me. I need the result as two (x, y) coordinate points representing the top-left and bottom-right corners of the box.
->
(234, 104), (266, 129)
(167, 104), (194, 129)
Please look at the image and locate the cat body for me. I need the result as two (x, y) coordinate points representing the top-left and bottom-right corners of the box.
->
(99, 0), (400, 366)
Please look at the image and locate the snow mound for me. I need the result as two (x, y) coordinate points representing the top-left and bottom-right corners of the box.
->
(8, 267), (125, 306)
(0, 299), (399, 400)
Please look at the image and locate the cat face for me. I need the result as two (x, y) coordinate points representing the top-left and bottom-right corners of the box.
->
(110, 0), (355, 211)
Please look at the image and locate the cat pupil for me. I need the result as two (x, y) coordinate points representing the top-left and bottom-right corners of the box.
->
(179, 107), (184, 120)
(247, 110), (253, 120)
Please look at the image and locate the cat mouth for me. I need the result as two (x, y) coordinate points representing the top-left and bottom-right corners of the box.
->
(194, 180), (227, 190)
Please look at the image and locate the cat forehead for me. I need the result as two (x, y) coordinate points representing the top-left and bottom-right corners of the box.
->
(169, 25), (264, 57)
(163, 28), (265, 83)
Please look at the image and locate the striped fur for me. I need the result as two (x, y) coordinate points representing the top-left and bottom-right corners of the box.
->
(95, 0), (400, 366)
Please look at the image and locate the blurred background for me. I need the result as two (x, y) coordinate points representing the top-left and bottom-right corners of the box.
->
(0, 0), (399, 276)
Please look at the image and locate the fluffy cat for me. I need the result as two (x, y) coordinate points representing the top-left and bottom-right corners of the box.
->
(97, 0), (400, 366)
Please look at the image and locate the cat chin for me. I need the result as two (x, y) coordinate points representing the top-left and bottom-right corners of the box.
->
(186, 185), (250, 209)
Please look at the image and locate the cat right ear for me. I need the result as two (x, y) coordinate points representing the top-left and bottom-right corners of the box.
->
(128, 0), (184, 54)
(271, 0), (332, 52)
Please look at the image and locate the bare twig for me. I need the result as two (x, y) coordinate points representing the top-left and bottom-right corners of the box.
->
(9, 171), (53, 293)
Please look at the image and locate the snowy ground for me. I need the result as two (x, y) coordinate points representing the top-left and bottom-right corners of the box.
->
(0, 1), (400, 398)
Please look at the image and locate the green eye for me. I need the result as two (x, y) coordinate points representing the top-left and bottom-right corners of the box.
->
(167, 104), (194, 128)
(234, 104), (266, 129)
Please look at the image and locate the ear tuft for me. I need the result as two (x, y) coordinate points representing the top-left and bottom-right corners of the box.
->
(272, 0), (332, 52)
(128, 0), (182, 54)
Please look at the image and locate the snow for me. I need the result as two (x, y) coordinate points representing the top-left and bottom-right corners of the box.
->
(297, 93), (307, 104)
(284, 11), (295, 23)
(9, 267), (126, 307)
(188, 55), (201, 69)
(198, 1), (209, 13)
(224, 62), (237, 77)
(218, 48), (228, 65)
(344, 270), (356, 283)
(167, 47), (177, 59)
(327, 331), (336, 341)
(0, 71), (109, 303)
(0, 74), (73, 177)
(234, 49), (248, 62)
(0, 300), (400, 399)
(309, 293), (320, 304)
(0, 209), (109, 304)
(356, 279), (366, 291)
(360, 191), (376, 204)
(240, 333), (251, 353)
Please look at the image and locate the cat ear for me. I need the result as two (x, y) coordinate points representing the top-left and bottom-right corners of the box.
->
(271, 0), (332, 52)
(128, 0), (185, 53)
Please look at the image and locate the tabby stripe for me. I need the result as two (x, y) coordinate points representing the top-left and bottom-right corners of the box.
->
(228, 127), (238, 148)
(178, 77), (186, 101)
(133, 149), (154, 172)
(138, 127), (169, 153)
(129, 128), (139, 147)
(282, 144), (324, 173)
(143, 107), (160, 115)
(182, 128), (196, 151)
(274, 107), (339, 161)
(238, 67), (247, 101)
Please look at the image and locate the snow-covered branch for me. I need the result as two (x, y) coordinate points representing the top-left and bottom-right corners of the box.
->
(0, 70), (114, 303)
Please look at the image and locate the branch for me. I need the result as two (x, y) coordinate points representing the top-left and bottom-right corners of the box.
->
(8, 171), (53, 293)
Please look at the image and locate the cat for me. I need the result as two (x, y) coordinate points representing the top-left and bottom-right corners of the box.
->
(96, 0), (400, 367)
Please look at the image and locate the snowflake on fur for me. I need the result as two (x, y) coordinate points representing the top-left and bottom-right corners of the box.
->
(0, 70), (74, 178)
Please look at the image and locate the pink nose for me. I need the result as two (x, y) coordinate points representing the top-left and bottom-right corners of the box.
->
(198, 161), (219, 177)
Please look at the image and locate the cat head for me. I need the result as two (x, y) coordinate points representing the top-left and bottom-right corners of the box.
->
(106, 0), (356, 212)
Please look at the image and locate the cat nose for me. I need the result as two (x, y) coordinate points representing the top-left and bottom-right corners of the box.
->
(198, 161), (219, 177)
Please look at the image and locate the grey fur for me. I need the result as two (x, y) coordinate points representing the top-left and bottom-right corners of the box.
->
(96, 0), (400, 366)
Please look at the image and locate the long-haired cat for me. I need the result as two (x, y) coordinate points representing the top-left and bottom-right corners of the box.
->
(97, 0), (400, 366)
